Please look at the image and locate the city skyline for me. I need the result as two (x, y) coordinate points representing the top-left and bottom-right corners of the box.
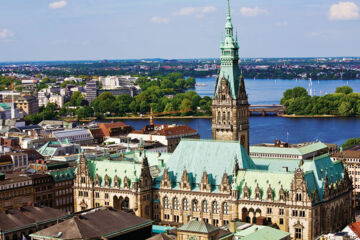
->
(0, 0), (360, 61)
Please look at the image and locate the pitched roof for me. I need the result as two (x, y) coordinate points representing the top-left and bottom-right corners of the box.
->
(348, 222), (360, 237)
(99, 121), (129, 128)
(332, 150), (360, 159)
(30, 208), (153, 239)
(235, 225), (290, 240)
(147, 233), (176, 240)
(157, 139), (257, 191)
(178, 220), (219, 234)
(0, 206), (69, 233)
(154, 125), (198, 136)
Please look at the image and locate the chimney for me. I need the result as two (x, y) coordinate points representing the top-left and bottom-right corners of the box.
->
(183, 214), (189, 224)
(229, 220), (237, 233)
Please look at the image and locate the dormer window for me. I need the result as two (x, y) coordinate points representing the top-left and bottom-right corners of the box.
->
(256, 193), (260, 199)
(222, 95), (226, 100)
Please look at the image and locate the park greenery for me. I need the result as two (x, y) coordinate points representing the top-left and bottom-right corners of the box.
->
(280, 86), (360, 116)
(24, 73), (212, 123)
(342, 137), (360, 150)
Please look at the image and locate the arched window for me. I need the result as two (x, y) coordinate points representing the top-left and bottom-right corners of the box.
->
(222, 202), (229, 215)
(202, 200), (209, 213)
(183, 198), (189, 211)
(173, 197), (179, 210)
(218, 112), (221, 121)
(296, 193), (302, 201)
(227, 112), (230, 121)
(192, 199), (199, 212)
(222, 112), (225, 121)
(163, 196), (170, 209)
(212, 201), (219, 214)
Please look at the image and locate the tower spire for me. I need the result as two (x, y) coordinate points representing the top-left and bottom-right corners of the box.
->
(227, 0), (231, 20)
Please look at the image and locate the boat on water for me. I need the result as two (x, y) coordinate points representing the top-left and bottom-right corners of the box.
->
(195, 83), (208, 87)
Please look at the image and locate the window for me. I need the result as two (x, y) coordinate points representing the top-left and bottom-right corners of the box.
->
(174, 215), (179, 222)
(183, 198), (189, 211)
(296, 193), (302, 201)
(95, 192), (99, 198)
(81, 177), (86, 184)
(213, 219), (219, 226)
(105, 193), (109, 199)
(279, 209), (284, 215)
(164, 214), (170, 220)
(173, 197), (179, 210)
(295, 228), (302, 239)
(164, 197), (170, 209)
(299, 211), (305, 217)
(192, 199), (199, 212)
(280, 218), (284, 225)
(222, 202), (229, 215)
(267, 208), (272, 214)
(95, 203), (100, 207)
(202, 200), (209, 213)
(79, 191), (83, 196)
(255, 193), (260, 199)
(212, 201), (219, 214)
(105, 202), (109, 206)
(292, 210), (298, 217)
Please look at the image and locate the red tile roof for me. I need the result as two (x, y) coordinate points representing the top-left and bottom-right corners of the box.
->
(332, 150), (360, 159)
(348, 222), (360, 237)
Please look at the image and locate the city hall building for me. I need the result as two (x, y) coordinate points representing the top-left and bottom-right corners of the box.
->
(74, 1), (353, 239)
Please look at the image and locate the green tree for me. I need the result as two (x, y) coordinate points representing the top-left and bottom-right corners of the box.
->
(342, 137), (360, 150)
(338, 101), (354, 116)
(336, 86), (353, 95)
(76, 106), (94, 119)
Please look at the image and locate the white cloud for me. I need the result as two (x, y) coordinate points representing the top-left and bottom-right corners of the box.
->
(275, 21), (288, 27)
(240, 7), (269, 17)
(0, 29), (14, 39)
(329, 2), (359, 20)
(173, 6), (216, 18)
(173, 7), (196, 16)
(151, 17), (169, 24)
(49, 0), (68, 9)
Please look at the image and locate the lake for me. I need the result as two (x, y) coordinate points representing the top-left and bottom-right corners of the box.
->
(123, 78), (360, 146)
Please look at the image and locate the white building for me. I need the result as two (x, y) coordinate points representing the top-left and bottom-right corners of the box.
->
(64, 76), (83, 83)
(99, 75), (138, 89)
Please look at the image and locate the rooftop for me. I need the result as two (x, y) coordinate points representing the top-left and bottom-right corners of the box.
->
(30, 207), (153, 239)
(0, 206), (69, 234)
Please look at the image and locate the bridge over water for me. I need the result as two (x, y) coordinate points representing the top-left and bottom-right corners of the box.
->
(249, 105), (285, 116)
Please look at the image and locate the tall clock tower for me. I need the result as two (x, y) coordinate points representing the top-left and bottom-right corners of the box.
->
(211, 0), (249, 153)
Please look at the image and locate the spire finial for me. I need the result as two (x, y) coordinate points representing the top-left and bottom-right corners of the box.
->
(227, 0), (231, 20)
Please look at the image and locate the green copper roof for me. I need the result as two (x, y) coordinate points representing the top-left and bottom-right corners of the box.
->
(156, 139), (257, 191)
(250, 142), (328, 156)
(49, 167), (75, 182)
(235, 225), (290, 240)
(178, 220), (219, 234)
(0, 103), (10, 110)
(236, 170), (293, 201)
(215, 0), (241, 99)
(84, 150), (171, 188)
(301, 154), (344, 200)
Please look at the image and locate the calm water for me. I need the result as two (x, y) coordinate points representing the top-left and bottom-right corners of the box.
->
(122, 117), (360, 146)
(123, 78), (360, 146)
(195, 77), (360, 105)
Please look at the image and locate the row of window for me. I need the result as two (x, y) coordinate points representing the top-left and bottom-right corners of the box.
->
(163, 197), (229, 215)
(0, 188), (32, 198)
(78, 191), (88, 197)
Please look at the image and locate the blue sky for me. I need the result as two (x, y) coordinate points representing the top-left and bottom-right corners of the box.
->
(0, 0), (359, 61)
